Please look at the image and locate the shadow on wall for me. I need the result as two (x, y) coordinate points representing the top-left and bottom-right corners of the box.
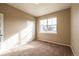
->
(0, 21), (35, 51)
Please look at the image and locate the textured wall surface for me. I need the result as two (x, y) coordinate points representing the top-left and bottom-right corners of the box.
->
(71, 4), (79, 56)
(0, 4), (35, 50)
(37, 8), (71, 46)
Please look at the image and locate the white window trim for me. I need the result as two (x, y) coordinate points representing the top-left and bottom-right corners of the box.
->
(39, 17), (57, 34)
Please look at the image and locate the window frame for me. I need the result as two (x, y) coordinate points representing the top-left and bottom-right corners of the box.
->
(39, 17), (57, 34)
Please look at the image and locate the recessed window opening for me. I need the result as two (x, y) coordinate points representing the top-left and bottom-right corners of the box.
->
(39, 17), (57, 33)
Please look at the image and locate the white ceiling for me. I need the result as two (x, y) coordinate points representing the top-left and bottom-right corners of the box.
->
(8, 3), (71, 17)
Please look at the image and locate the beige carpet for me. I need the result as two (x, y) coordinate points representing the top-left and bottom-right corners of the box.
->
(0, 40), (73, 56)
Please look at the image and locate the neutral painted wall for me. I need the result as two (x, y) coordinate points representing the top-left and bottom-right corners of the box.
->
(0, 4), (35, 49)
(37, 8), (71, 46)
(71, 4), (79, 56)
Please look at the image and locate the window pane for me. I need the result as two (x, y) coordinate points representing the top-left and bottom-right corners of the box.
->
(40, 25), (47, 32)
(40, 20), (47, 25)
(39, 17), (57, 33)
(48, 17), (57, 25)
(48, 25), (56, 32)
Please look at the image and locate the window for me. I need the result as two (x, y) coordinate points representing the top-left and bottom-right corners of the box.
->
(39, 17), (57, 33)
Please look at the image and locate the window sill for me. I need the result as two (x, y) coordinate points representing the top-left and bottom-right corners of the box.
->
(39, 31), (57, 34)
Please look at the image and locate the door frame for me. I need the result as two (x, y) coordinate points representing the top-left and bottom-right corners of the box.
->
(0, 13), (4, 44)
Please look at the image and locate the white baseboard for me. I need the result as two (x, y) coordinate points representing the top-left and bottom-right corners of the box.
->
(38, 40), (70, 47)
(70, 45), (76, 56)
(51, 41), (70, 47)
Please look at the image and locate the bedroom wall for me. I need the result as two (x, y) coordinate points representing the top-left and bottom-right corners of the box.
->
(0, 4), (35, 50)
(37, 8), (71, 46)
(71, 4), (79, 56)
